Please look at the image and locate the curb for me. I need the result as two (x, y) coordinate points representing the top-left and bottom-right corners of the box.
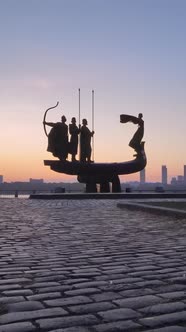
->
(117, 202), (186, 219)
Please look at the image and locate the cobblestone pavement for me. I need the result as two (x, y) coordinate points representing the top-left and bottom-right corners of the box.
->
(0, 198), (186, 332)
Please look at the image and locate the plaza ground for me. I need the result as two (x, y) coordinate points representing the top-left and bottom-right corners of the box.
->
(0, 198), (186, 331)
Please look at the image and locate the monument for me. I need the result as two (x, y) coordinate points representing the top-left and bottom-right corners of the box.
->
(43, 97), (147, 193)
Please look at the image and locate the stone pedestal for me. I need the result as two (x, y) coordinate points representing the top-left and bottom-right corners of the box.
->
(78, 174), (121, 193)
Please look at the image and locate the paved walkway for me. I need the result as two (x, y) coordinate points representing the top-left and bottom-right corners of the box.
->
(0, 198), (186, 332)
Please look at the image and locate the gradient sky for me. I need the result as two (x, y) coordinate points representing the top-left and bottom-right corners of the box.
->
(1, 0), (186, 183)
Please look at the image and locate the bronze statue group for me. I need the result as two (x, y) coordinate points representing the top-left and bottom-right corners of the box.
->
(43, 110), (144, 164)
(43, 116), (94, 163)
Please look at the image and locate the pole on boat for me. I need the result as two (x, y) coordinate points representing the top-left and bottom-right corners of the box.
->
(78, 88), (81, 161)
(92, 89), (94, 161)
(78, 88), (81, 127)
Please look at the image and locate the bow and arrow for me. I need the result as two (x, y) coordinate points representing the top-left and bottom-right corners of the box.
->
(43, 101), (59, 137)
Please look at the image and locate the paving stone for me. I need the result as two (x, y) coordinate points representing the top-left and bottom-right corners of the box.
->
(145, 326), (186, 332)
(102, 268), (131, 274)
(135, 280), (165, 287)
(99, 283), (140, 292)
(143, 274), (169, 280)
(119, 288), (154, 297)
(114, 295), (163, 309)
(97, 307), (141, 321)
(111, 277), (144, 285)
(158, 291), (186, 300)
(68, 301), (116, 314)
(24, 269), (52, 274)
(150, 284), (186, 293)
(128, 270), (160, 277)
(0, 278), (31, 285)
(139, 301), (186, 315)
(45, 295), (93, 307)
(33, 275), (66, 282)
(73, 267), (101, 273)
(64, 287), (101, 296)
(71, 272), (101, 277)
(0, 296), (25, 304)
(101, 265), (130, 271)
(63, 278), (89, 285)
(0, 267), (29, 272)
(48, 328), (93, 332)
(0, 321), (36, 332)
(0, 271), (26, 276)
(132, 265), (159, 271)
(36, 285), (72, 293)
(2, 300), (44, 313)
(89, 291), (122, 302)
(2, 289), (33, 296)
(24, 281), (60, 288)
(94, 273), (126, 281)
(93, 319), (141, 331)
(73, 281), (108, 288)
(0, 307), (67, 324)
(37, 314), (99, 329)
(139, 310), (186, 327)
(0, 285), (22, 291)
(27, 292), (62, 301)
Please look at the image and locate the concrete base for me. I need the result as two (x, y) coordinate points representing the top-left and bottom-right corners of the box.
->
(29, 192), (186, 200)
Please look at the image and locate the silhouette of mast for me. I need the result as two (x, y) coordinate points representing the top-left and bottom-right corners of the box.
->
(78, 88), (81, 127)
(78, 88), (81, 161)
(92, 89), (94, 161)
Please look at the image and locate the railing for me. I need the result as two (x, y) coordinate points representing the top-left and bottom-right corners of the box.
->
(0, 188), (84, 198)
(0, 190), (55, 198)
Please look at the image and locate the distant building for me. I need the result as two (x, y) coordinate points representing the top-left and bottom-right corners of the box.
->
(0, 175), (3, 184)
(177, 175), (184, 183)
(29, 178), (44, 184)
(184, 165), (186, 183)
(171, 177), (177, 185)
(161, 165), (167, 185)
(140, 169), (146, 184)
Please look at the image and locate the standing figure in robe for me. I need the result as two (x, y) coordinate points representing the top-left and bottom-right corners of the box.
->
(129, 113), (144, 153)
(80, 118), (94, 162)
(44, 115), (69, 161)
(120, 113), (144, 154)
(69, 117), (80, 162)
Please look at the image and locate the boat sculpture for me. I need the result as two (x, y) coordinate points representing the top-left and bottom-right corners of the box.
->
(43, 105), (147, 192)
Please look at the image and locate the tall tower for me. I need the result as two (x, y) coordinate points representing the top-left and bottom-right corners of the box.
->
(140, 168), (146, 184)
(162, 165), (167, 185)
(184, 165), (186, 183)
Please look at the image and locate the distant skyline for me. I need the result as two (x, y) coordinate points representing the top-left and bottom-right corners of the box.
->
(1, 0), (186, 183)
(1, 162), (186, 185)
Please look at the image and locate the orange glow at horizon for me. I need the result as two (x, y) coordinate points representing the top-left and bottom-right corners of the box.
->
(1, 127), (186, 184)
